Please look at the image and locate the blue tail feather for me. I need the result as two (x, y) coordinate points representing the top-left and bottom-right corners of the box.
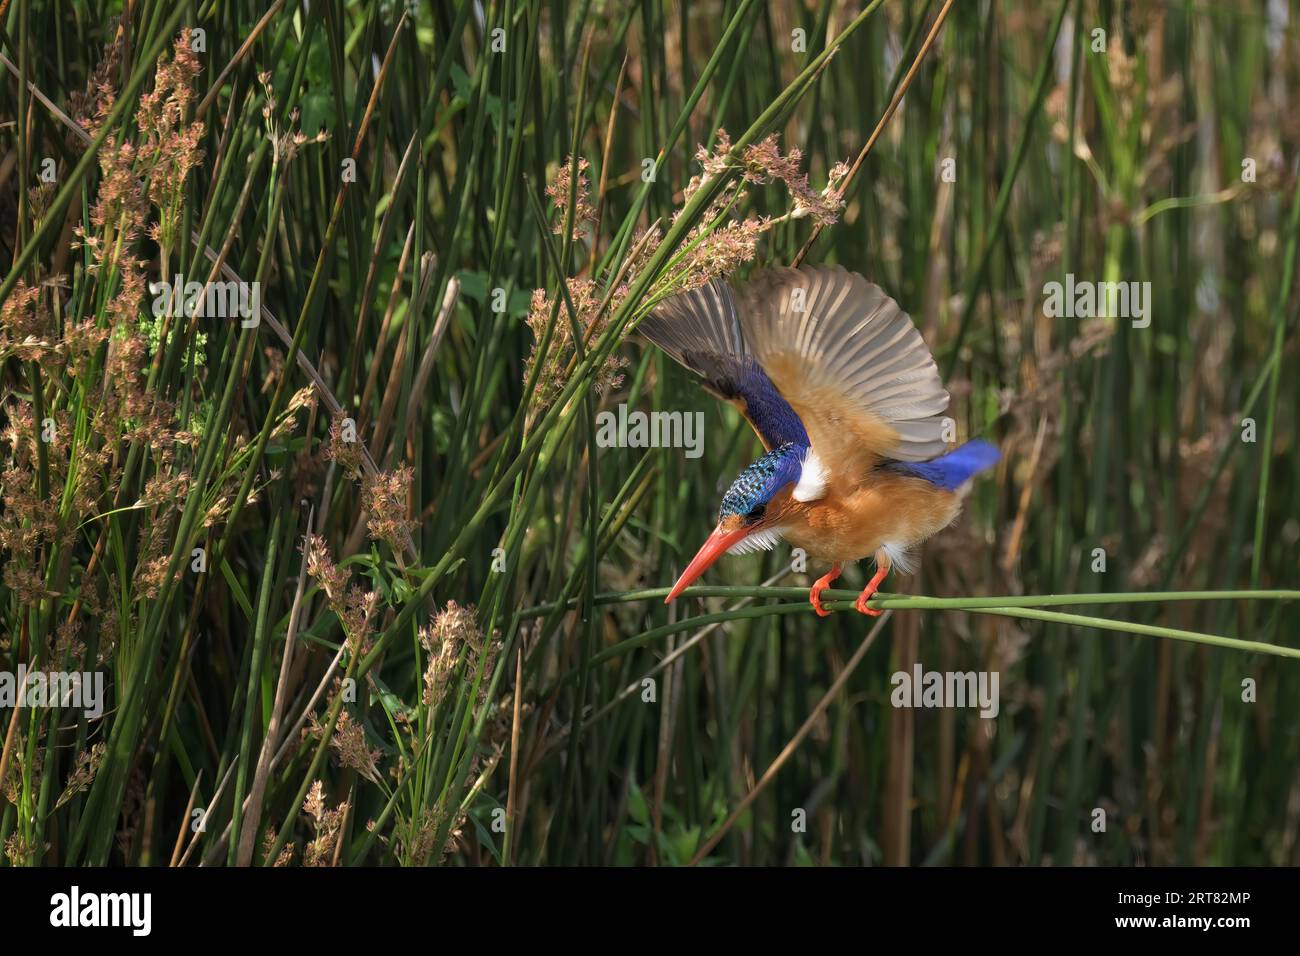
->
(887, 439), (1000, 491)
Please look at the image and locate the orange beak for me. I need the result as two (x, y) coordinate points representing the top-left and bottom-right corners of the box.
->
(665, 522), (750, 603)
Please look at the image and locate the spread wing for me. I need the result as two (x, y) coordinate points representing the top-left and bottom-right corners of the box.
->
(637, 278), (809, 451)
(737, 265), (950, 485)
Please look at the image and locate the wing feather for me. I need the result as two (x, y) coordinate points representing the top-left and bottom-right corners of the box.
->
(639, 268), (952, 491)
(738, 266), (950, 479)
(638, 279), (808, 451)
(636, 279), (749, 367)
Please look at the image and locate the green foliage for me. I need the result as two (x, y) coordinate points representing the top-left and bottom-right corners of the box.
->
(0, 0), (1297, 868)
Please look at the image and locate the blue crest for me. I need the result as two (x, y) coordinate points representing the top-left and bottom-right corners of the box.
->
(719, 442), (806, 519)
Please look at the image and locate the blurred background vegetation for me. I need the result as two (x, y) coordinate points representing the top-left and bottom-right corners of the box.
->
(0, 0), (1297, 866)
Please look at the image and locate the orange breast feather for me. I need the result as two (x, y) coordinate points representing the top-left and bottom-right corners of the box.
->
(780, 468), (962, 565)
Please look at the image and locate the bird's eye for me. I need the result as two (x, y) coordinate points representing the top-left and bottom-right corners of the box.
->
(746, 504), (765, 521)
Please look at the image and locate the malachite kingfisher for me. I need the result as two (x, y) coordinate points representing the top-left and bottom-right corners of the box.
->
(639, 264), (999, 616)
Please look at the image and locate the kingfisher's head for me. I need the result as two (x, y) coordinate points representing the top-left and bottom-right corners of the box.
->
(665, 442), (812, 602)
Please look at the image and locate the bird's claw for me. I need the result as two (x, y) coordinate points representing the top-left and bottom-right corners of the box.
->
(808, 563), (842, 617)
(853, 556), (890, 616)
(810, 587), (833, 617)
(854, 595), (883, 616)
(854, 582), (883, 616)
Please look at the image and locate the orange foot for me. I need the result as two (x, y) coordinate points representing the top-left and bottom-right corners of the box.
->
(809, 563), (843, 617)
(854, 553), (892, 616)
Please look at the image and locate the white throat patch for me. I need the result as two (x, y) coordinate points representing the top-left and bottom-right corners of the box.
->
(727, 527), (787, 555)
(792, 447), (828, 502)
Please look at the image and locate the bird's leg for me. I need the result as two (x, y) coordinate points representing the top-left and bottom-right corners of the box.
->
(854, 550), (892, 616)
(809, 563), (842, 617)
